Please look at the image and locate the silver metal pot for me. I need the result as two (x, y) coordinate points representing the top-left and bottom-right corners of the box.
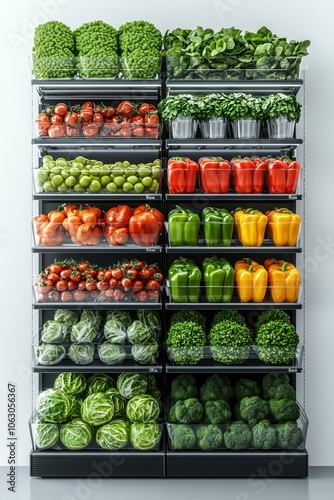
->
(267, 115), (296, 139)
(199, 116), (228, 139)
(231, 118), (261, 139)
(168, 115), (197, 139)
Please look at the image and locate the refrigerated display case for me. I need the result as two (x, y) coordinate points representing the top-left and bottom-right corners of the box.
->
(30, 69), (308, 478)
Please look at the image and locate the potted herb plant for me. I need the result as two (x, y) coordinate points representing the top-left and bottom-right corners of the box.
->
(262, 93), (302, 138)
(197, 93), (229, 138)
(157, 94), (200, 138)
(224, 93), (264, 139)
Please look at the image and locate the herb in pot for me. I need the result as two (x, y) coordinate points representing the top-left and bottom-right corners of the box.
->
(262, 93), (302, 122)
(197, 93), (229, 120)
(224, 93), (265, 121)
(157, 94), (201, 121)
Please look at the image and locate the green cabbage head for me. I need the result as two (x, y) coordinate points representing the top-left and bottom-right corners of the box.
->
(36, 389), (71, 423)
(96, 419), (130, 450)
(80, 393), (114, 426)
(60, 418), (93, 450)
(130, 423), (161, 450)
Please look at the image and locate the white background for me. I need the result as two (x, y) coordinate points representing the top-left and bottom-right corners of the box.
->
(0, 0), (333, 467)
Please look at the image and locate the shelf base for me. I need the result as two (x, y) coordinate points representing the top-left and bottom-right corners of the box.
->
(166, 450), (308, 478)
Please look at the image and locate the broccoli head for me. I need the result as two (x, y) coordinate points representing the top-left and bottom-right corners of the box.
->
(251, 419), (277, 450)
(170, 374), (198, 403)
(239, 397), (269, 426)
(169, 405), (178, 424)
(262, 373), (290, 399)
(269, 399), (300, 423)
(234, 401), (242, 421)
(171, 398), (203, 424)
(199, 374), (233, 403)
(224, 421), (252, 450)
(234, 378), (261, 401)
(203, 400), (232, 424)
(195, 424), (223, 451)
(276, 421), (304, 449)
(170, 424), (196, 450)
(264, 384), (296, 401)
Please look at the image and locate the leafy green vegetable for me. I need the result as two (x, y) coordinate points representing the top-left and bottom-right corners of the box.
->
(255, 310), (291, 333)
(96, 419), (130, 450)
(211, 310), (246, 327)
(255, 320), (299, 364)
(117, 373), (148, 399)
(87, 373), (115, 394)
(157, 94), (201, 121)
(106, 310), (132, 329)
(167, 320), (206, 365)
(98, 342), (126, 365)
(34, 419), (59, 449)
(126, 394), (160, 423)
(262, 93), (302, 121)
(130, 422), (161, 450)
(103, 319), (127, 344)
(127, 320), (153, 345)
(67, 343), (94, 365)
(224, 93), (264, 120)
(136, 310), (160, 333)
(80, 393), (114, 426)
(131, 343), (159, 365)
(41, 320), (66, 344)
(104, 388), (127, 418)
(70, 321), (97, 344)
(60, 418), (93, 450)
(170, 310), (206, 330)
(36, 344), (65, 366)
(54, 310), (78, 330)
(54, 373), (87, 396)
(197, 93), (230, 120)
(208, 320), (251, 364)
(36, 389), (71, 423)
(80, 310), (102, 330)
(67, 395), (83, 419)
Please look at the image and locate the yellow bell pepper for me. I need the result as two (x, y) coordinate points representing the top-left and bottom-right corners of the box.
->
(266, 208), (301, 247)
(264, 259), (300, 303)
(235, 258), (268, 303)
(233, 208), (268, 247)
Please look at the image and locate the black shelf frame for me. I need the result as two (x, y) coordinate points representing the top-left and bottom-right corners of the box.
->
(33, 361), (163, 374)
(33, 301), (162, 311)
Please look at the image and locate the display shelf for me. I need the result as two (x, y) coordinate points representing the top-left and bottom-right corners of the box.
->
(166, 79), (303, 96)
(32, 137), (162, 149)
(33, 361), (163, 373)
(165, 301), (302, 311)
(33, 192), (163, 202)
(33, 301), (162, 311)
(166, 138), (303, 151)
(32, 243), (162, 254)
(165, 345), (304, 374)
(30, 449), (166, 478)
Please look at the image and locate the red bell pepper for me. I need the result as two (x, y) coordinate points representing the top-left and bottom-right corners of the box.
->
(167, 157), (198, 194)
(129, 204), (164, 246)
(103, 205), (133, 245)
(266, 157), (301, 194)
(198, 156), (231, 194)
(231, 156), (267, 194)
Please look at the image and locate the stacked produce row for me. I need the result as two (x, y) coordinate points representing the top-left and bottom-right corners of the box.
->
(35, 309), (161, 367)
(166, 309), (300, 366)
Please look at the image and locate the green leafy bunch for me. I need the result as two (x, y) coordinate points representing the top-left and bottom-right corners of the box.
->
(208, 320), (251, 364)
(32, 21), (76, 78)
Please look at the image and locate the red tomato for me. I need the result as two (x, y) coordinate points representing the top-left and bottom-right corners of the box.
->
(132, 126), (145, 137)
(54, 103), (68, 116)
(145, 279), (160, 291)
(138, 268), (153, 280)
(61, 291), (73, 302)
(126, 268), (137, 280)
(70, 270), (82, 283)
(132, 279), (144, 292)
(80, 108), (93, 123)
(102, 288), (115, 300)
(118, 127), (132, 137)
(73, 289), (86, 301)
(66, 125), (81, 137)
(50, 264), (62, 275)
(82, 101), (93, 109)
(60, 269), (71, 281)
(77, 280), (86, 291)
(78, 262), (90, 273)
(147, 290), (159, 300)
(97, 280), (109, 291)
(116, 100), (134, 117)
(67, 280), (77, 291)
(85, 279), (97, 292)
(131, 115), (144, 124)
(93, 113), (104, 125)
(105, 106), (115, 118)
(56, 280), (68, 292)
(139, 103), (156, 115)
(64, 111), (79, 125)
(82, 123), (99, 137)
(97, 270), (105, 281)
(109, 278), (119, 287)
(104, 269), (113, 281)
(85, 268), (97, 279)
(133, 290), (148, 302)
(111, 268), (124, 280)
(51, 114), (63, 124)
(94, 104), (106, 115)
(89, 290), (99, 299)
(114, 289), (126, 302)
(48, 124), (66, 138)
(121, 278), (133, 290)
(48, 290), (60, 301)
(47, 272), (60, 283)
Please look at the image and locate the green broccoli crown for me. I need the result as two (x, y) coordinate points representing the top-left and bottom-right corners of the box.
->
(167, 321), (206, 365)
(269, 399), (300, 423)
(255, 310), (291, 333)
(234, 401), (242, 421)
(276, 421), (304, 449)
(195, 424), (223, 451)
(262, 373), (290, 394)
(239, 396), (270, 425)
(170, 310), (206, 330)
(264, 383), (296, 401)
(170, 424), (196, 450)
(169, 405), (178, 424)
(203, 400), (232, 424)
(224, 421), (252, 450)
(255, 321), (299, 364)
(208, 320), (251, 364)
(173, 398), (203, 424)
(234, 378), (261, 401)
(200, 374), (233, 403)
(170, 374), (198, 402)
(212, 310), (246, 327)
(251, 419), (277, 450)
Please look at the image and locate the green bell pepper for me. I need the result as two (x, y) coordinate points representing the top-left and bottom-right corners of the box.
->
(203, 255), (235, 303)
(202, 207), (234, 247)
(168, 205), (200, 246)
(168, 257), (202, 303)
